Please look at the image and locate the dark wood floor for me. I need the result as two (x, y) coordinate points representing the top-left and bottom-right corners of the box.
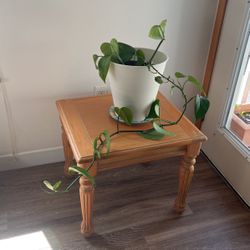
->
(1, 154), (250, 250)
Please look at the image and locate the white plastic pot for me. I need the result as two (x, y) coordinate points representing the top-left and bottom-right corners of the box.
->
(108, 48), (168, 122)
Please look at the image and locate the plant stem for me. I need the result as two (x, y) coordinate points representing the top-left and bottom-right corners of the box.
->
(59, 65), (197, 192)
(65, 175), (81, 191)
(148, 39), (165, 65)
(150, 64), (195, 126)
(150, 65), (178, 88)
(116, 116), (120, 133)
(110, 129), (148, 138)
(86, 158), (96, 171)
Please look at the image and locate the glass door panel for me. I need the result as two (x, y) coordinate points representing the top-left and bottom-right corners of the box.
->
(224, 19), (250, 150)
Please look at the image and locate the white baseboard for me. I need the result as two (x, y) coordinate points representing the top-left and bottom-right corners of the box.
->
(0, 146), (64, 171)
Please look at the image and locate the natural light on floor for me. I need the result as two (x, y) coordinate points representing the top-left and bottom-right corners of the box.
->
(0, 231), (52, 250)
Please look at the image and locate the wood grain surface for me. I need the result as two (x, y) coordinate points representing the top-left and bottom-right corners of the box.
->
(56, 94), (207, 164)
(1, 154), (250, 249)
(57, 94), (207, 235)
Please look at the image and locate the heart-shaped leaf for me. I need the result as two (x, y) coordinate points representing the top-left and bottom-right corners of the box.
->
(98, 55), (111, 82)
(94, 149), (101, 159)
(188, 75), (204, 94)
(155, 76), (164, 84)
(93, 130), (111, 158)
(135, 49), (146, 66)
(100, 42), (112, 56)
(43, 180), (54, 191)
(160, 19), (167, 32)
(69, 166), (95, 186)
(153, 122), (174, 136)
(102, 130), (111, 157)
(53, 180), (62, 191)
(114, 107), (133, 125)
(175, 72), (186, 79)
(145, 99), (160, 119)
(195, 95), (210, 120)
(110, 39), (119, 54)
(138, 128), (165, 140)
(149, 19), (166, 40)
(93, 135), (102, 160)
(118, 42), (136, 63)
(149, 25), (164, 40)
(136, 49), (145, 60)
(93, 54), (99, 69)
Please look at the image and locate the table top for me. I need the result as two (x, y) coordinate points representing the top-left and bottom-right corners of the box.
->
(57, 94), (207, 164)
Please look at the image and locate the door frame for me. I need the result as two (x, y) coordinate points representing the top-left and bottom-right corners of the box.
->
(201, 0), (250, 206)
(196, 0), (228, 129)
(202, 0), (228, 96)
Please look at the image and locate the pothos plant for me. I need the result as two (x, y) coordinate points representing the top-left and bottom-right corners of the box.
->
(43, 19), (210, 193)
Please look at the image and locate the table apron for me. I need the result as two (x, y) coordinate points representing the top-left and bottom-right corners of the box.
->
(88, 145), (186, 172)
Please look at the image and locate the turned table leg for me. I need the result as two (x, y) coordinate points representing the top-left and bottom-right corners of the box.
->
(79, 175), (94, 237)
(174, 142), (201, 213)
(78, 162), (97, 237)
(61, 125), (74, 177)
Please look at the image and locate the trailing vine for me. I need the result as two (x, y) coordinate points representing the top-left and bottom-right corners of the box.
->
(43, 19), (210, 193)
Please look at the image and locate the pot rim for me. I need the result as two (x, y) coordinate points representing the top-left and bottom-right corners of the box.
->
(110, 47), (169, 68)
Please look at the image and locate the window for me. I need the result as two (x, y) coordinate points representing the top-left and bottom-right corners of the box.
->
(224, 17), (250, 151)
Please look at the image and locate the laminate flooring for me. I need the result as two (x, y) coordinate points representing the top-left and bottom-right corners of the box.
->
(0, 154), (250, 250)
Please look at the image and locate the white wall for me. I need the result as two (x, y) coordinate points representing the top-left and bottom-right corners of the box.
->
(0, 0), (218, 170)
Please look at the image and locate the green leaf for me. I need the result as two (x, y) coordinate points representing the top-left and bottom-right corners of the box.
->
(94, 149), (101, 159)
(118, 42), (136, 63)
(53, 180), (62, 191)
(110, 38), (122, 62)
(155, 76), (163, 84)
(175, 72), (186, 79)
(93, 135), (101, 159)
(102, 130), (111, 157)
(187, 75), (204, 94)
(114, 107), (120, 117)
(160, 19), (167, 33)
(149, 20), (166, 40)
(93, 136), (98, 150)
(195, 95), (210, 120)
(93, 54), (99, 69)
(110, 56), (120, 64)
(114, 107), (133, 125)
(43, 180), (55, 191)
(149, 24), (164, 40)
(145, 99), (160, 119)
(100, 42), (112, 56)
(154, 103), (160, 116)
(109, 38), (126, 64)
(153, 122), (174, 136)
(110, 39), (119, 54)
(98, 55), (111, 82)
(69, 166), (95, 186)
(93, 130), (111, 159)
(135, 49), (145, 66)
(138, 129), (165, 140)
(136, 49), (145, 60)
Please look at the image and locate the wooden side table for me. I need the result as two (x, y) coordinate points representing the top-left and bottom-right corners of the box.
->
(56, 94), (207, 237)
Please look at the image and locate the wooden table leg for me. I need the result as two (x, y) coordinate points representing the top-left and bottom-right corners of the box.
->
(61, 125), (74, 177)
(79, 175), (94, 237)
(174, 142), (201, 213)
